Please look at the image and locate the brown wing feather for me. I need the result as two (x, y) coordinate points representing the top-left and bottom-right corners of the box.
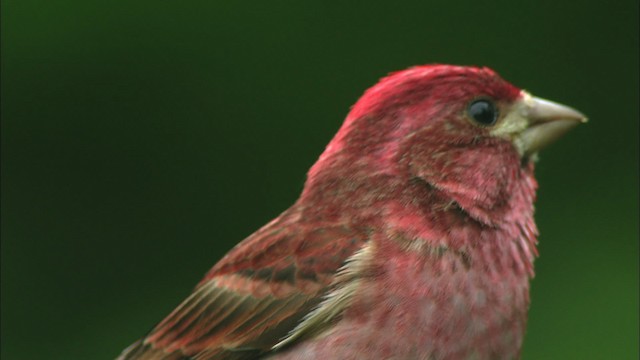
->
(117, 208), (368, 360)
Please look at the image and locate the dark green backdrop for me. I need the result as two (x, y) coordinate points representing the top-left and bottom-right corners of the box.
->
(2, 1), (638, 359)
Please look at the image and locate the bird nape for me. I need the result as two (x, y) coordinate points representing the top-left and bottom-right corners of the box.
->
(117, 65), (586, 360)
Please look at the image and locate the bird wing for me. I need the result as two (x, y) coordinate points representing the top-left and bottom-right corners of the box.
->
(117, 212), (368, 360)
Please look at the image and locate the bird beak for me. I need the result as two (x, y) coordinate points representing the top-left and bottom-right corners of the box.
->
(516, 93), (587, 156)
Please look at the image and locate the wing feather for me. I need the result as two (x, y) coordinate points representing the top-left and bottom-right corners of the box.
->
(117, 211), (368, 360)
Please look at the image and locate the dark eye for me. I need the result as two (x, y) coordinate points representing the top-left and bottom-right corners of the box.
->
(467, 99), (498, 126)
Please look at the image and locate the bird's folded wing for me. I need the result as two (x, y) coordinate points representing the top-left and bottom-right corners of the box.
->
(117, 219), (368, 360)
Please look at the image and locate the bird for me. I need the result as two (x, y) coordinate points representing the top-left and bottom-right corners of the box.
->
(117, 65), (586, 360)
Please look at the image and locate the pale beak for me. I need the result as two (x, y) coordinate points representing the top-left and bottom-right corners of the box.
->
(518, 95), (587, 156)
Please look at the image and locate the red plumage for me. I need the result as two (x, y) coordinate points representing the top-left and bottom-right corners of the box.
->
(117, 65), (584, 360)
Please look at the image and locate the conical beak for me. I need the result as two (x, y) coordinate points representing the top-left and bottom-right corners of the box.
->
(517, 94), (587, 156)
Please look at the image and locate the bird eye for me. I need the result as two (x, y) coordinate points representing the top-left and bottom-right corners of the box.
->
(467, 99), (498, 126)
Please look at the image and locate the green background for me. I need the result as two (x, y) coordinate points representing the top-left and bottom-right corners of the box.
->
(2, 1), (638, 359)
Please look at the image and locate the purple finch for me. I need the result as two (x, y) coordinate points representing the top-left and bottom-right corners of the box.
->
(117, 65), (585, 360)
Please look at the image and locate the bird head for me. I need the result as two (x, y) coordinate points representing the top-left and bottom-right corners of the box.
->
(306, 65), (586, 224)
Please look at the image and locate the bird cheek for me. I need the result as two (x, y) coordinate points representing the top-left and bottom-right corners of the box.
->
(398, 126), (458, 184)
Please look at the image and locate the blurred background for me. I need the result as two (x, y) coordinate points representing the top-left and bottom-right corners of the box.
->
(2, 1), (638, 359)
